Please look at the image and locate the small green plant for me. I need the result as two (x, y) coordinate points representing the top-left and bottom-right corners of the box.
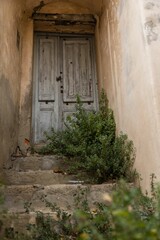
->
(40, 90), (136, 183)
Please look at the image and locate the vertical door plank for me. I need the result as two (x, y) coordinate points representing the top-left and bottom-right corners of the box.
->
(79, 41), (92, 98)
(63, 39), (94, 102)
(37, 103), (55, 141)
(39, 39), (55, 101)
(34, 36), (58, 143)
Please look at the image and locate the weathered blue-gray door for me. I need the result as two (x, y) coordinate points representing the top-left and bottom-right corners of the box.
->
(33, 33), (98, 144)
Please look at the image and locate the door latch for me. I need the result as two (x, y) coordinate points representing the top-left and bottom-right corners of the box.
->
(56, 76), (62, 82)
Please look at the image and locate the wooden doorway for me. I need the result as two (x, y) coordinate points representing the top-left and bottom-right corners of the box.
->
(32, 33), (98, 144)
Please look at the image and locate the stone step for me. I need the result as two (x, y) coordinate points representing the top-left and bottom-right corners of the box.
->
(6, 155), (91, 185)
(0, 154), (132, 238)
(0, 183), (116, 237)
(0, 211), (59, 238)
(1, 184), (115, 214)
(4, 169), (83, 185)
(10, 155), (69, 172)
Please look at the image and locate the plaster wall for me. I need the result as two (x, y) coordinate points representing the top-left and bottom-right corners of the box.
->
(25, 0), (102, 15)
(18, 20), (34, 153)
(97, 0), (160, 191)
(0, 0), (24, 170)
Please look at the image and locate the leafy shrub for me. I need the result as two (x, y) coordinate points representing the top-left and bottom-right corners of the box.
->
(40, 90), (136, 183)
(74, 180), (159, 240)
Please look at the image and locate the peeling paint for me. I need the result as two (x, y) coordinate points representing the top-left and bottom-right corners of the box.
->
(144, 2), (155, 10)
(145, 20), (158, 44)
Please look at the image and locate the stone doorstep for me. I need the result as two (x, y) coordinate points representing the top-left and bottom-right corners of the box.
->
(4, 169), (81, 185)
(10, 155), (69, 172)
(1, 183), (116, 214)
(5, 154), (92, 185)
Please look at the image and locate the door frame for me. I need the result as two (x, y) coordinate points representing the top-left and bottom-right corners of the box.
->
(32, 32), (99, 144)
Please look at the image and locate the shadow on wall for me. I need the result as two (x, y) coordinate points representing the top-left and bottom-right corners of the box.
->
(0, 74), (19, 168)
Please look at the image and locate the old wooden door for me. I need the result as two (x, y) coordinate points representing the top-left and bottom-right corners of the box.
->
(33, 33), (98, 144)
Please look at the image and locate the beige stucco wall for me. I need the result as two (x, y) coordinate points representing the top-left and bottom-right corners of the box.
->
(96, 0), (160, 191)
(18, 20), (34, 152)
(0, 0), (25, 171)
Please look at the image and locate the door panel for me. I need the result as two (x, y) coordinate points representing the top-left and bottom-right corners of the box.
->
(33, 34), (98, 144)
(34, 36), (59, 143)
(39, 39), (55, 101)
(37, 102), (55, 140)
(61, 37), (97, 126)
(63, 39), (93, 103)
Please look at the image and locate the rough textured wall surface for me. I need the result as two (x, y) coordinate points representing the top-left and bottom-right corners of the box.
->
(0, 0), (24, 170)
(25, 0), (102, 16)
(97, 0), (160, 191)
(18, 20), (33, 153)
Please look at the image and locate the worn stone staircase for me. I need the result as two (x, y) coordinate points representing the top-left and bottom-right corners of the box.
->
(0, 154), (115, 236)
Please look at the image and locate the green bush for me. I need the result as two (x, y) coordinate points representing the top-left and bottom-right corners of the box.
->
(40, 90), (136, 183)
(74, 180), (159, 240)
